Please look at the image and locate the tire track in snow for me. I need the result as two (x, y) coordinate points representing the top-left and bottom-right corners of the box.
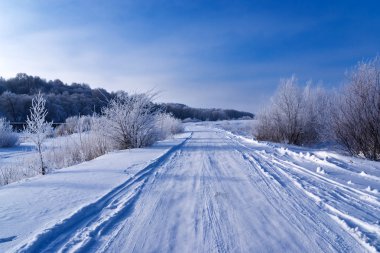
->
(200, 150), (239, 252)
(202, 130), (361, 252)
(219, 136), (356, 252)
(16, 126), (371, 252)
(14, 134), (192, 253)
(263, 153), (380, 252)
(227, 132), (380, 252)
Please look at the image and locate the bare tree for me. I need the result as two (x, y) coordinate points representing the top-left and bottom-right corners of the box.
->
(332, 57), (380, 160)
(25, 92), (52, 175)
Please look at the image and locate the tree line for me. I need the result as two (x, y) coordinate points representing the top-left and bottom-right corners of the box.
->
(0, 73), (254, 123)
(0, 73), (113, 122)
(161, 103), (254, 121)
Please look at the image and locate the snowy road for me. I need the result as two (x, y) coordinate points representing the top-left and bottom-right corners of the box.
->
(101, 127), (364, 253)
(3, 125), (380, 252)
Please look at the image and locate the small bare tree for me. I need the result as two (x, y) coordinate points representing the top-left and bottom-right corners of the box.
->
(25, 92), (52, 175)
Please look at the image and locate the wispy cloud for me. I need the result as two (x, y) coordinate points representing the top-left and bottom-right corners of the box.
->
(0, 0), (379, 112)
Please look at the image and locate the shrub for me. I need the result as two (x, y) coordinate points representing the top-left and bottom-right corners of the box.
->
(0, 118), (19, 147)
(256, 76), (329, 145)
(102, 92), (162, 149)
(45, 115), (115, 169)
(331, 57), (380, 160)
(156, 113), (184, 139)
(55, 116), (92, 136)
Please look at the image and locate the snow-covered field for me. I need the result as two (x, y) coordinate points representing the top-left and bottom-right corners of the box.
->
(0, 122), (379, 252)
(0, 135), (67, 166)
(202, 119), (257, 138)
(0, 132), (191, 252)
(0, 134), (86, 185)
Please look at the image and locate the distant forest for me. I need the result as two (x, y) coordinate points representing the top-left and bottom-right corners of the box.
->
(0, 73), (254, 123)
(162, 103), (253, 121)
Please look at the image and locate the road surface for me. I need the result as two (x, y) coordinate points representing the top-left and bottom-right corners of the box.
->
(16, 126), (377, 252)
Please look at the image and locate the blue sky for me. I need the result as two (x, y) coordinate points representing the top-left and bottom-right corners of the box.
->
(0, 0), (379, 112)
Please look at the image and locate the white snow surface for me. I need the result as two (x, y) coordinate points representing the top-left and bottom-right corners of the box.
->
(0, 123), (379, 252)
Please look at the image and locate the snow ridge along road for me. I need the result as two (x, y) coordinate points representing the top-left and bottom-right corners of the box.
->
(225, 132), (379, 252)
(2, 125), (379, 252)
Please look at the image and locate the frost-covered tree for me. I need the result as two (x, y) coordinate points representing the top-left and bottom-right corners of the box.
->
(0, 118), (19, 147)
(256, 76), (303, 144)
(102, 92), (161, 149)
(256, 76), (329, 145)
(25, 92), (52, 175)
(301, 82), (331, 143)
(332, 57), (380, 160)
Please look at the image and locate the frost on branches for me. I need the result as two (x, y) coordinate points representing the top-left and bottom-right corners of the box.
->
(102, 92), (161, 149)
(332, 57), (380, 160)
(102, 92), (183, 149)
(256, 76), (329, 145)
(25, 92), (52, 175)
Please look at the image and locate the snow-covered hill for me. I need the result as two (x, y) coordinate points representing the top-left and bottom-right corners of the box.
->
(0, 124), (379, 252)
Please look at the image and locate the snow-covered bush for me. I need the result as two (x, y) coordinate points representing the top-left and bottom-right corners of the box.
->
(102, 92), (162, 149)
(0, 166), (15, 186)
(55, 117), (77, 136)
(84, 116), (115, 159)
(47, 106), (181, 169)
(0, 155), (40, 186)
(45, 115), (115, 169)
(256, 76), (329, 145)
(216, 120), (256, 138)
(331, 57), (380, 160)
(0, 118), (19, 147)
(301, 83), (331, 143)
(256, 76), (303, 144)
(72, 115), (114, 161)
(156, 113), (184, 139)
(58, 92), (185, 157)
(55, 116), (92, 136)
